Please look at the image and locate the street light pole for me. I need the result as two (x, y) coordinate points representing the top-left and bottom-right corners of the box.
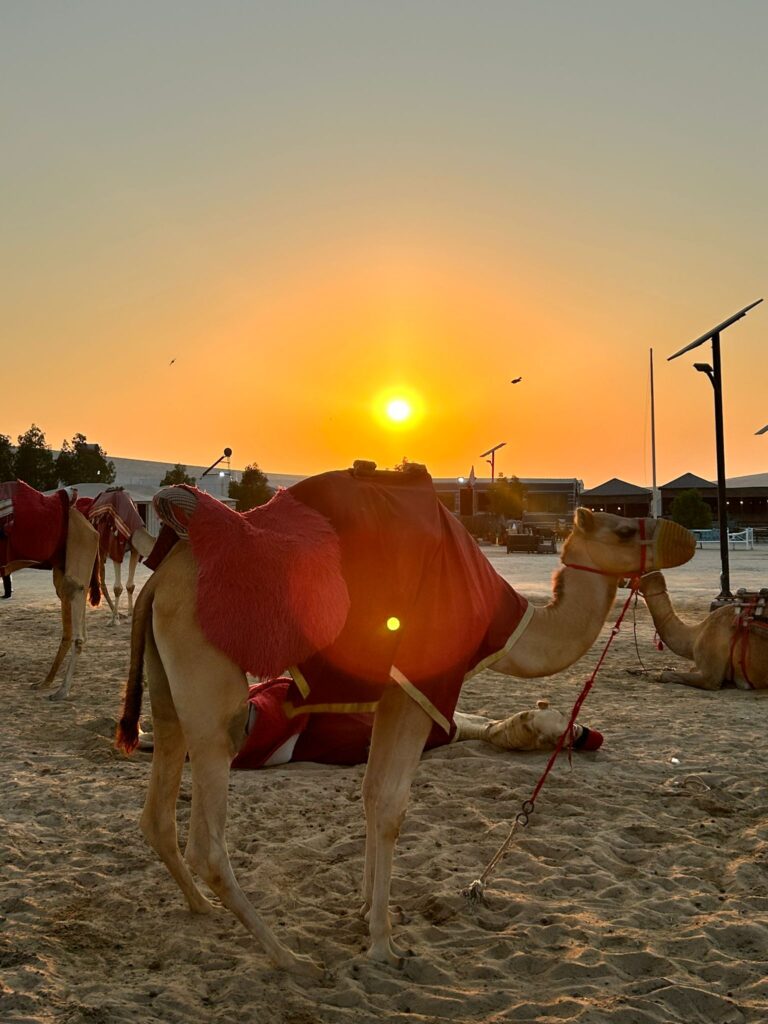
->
(694, 352), (731, 599)
(479, 442), (506, 484)
(201, 447), (233, 478)
(668, 299), (762, 604)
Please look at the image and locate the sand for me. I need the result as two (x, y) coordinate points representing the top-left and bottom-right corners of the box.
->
(2, 546), (768, 1023)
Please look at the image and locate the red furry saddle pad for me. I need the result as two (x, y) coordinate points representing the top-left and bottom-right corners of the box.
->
(0, 481), (69, 572)
(153, 485), (351, 681)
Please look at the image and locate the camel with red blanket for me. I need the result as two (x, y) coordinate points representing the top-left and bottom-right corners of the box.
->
(84, 488), (155, 625)
(0, 480), (101, 700)
(640, 571), (768, 690)
(116, 463), (696, 974)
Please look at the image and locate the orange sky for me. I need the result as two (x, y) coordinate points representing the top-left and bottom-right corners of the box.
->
(4, 3), (767, 489)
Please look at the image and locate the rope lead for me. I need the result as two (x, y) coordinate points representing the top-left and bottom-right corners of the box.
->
(462, 582), (639, 903)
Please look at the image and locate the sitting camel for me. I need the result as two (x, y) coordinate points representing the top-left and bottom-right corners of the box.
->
(138, 692), (604, 760)
(116, 463), (695, 974)
(218, 677), (606, 766)
(0, 480), (101, 699)
(640, 570), (768, 689)
(85, 488), (155, 625)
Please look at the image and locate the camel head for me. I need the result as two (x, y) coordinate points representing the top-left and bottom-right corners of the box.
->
(485, 699), (603, 751)
(564, 508), (696, 577)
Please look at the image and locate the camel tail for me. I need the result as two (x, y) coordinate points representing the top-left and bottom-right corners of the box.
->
(115, 576), (155, 754)
(88, 556), (102, 607)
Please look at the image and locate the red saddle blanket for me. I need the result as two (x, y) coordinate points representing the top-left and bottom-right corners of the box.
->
(232, 677), (452, 768)
(0, 481), (69, 573)
(161, 466), (532, 735)
(88, 488), (144, 563)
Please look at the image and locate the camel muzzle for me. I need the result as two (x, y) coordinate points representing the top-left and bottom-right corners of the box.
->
(650, 520), (696, 569)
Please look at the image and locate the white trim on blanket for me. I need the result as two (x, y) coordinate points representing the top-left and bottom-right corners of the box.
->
(389, 666), (451, 734)
(462, 600), (536, 681)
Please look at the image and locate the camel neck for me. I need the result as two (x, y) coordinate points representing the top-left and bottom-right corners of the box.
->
(497, 561), (618, 679)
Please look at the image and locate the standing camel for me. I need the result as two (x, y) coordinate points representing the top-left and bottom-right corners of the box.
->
(116, 464), (695, 974)
(86, 488), (155, 625)
(0, 480), (101, 699)
(640, 570), (768, 689)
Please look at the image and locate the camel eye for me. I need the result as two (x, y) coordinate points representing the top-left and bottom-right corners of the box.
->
(616, 525), (637, 541)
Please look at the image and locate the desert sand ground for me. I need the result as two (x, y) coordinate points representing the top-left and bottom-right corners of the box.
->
(2, 545), (768, 1023)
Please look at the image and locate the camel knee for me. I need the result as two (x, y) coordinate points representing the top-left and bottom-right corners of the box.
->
(365, 786), (408, 842)
(185, 837), (228, 890)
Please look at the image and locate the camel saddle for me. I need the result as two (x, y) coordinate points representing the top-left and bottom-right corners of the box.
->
(88, 487), (144, 563)
(149, 462), (533, 734)
(0, 480), (70, 574)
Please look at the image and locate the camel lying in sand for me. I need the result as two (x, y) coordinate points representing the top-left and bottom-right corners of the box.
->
(225, 678), (606, 767)
(116, 466), (695, 974)
(84, 488), (155, 625)
(640, 570), (768, 689)
(0, 481), (101, 700)
(139, 694), (604, 761)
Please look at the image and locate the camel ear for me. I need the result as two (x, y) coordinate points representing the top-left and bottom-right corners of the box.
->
(536, 699), (550, 710)
(574, 508), (595, 532)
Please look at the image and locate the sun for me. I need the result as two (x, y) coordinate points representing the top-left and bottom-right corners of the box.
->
(373, 389), (424, 432)
(386, 398), (412, 423)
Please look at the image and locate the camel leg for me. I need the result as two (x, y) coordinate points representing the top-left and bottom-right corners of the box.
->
(32, 568), (72, 690)
(659, 620), (731, 690)
(111, 560), (124, 625)
(361, 684), (432, 966)
(125, 547), (139, 617)
(153, 600), (321, 976)
(139, 625), (213, 915)
(48, 512), (99, 704)
(659, 666), (725, 689)
(49, 583), (87, 701)
(100, 554), (117, 621)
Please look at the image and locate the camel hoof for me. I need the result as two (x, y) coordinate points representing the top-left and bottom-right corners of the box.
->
(367, 938), (411, 968)
(282, 952), (324, 979)
(187, 893), (216, 915)
(48, 689), (69, 702)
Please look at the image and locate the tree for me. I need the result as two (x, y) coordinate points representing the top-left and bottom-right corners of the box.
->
(487, 475), (526, 520)
(228, 464), (273, 512)
(0, 434), (14, 481)
(669, 489), (713, 530)
(14, 424), (58, 490)
(56, 432), (115, 486)
(160, 463), (196, 487)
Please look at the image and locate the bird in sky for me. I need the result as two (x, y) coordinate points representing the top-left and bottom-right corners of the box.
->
(510, 376), (523, 384)
(169, 358), (176, 366)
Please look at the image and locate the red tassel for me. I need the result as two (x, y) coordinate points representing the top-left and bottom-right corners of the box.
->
(654, 631), (664, 651)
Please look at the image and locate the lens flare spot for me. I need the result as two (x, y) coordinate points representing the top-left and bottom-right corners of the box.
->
(386, 616), (401, 632)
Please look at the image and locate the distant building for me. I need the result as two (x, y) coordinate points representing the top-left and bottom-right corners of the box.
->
(579, 478), (653, 518)
(659, 472), (768, 532)
(432, 476), (583, 521)
(581, 472), (768, 533)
